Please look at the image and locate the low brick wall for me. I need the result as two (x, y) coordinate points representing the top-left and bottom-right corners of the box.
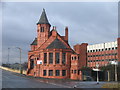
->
(0, 66), (26, 75)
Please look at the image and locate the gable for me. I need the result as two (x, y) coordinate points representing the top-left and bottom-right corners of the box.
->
(31, 38), (37, 45)
(36, 32), (71, 50)
(46, 38), (68, 49)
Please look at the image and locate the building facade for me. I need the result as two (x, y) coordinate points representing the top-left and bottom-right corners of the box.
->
(27, 9), (120, 80)
(87, 41), (118, 68)
(27, 9), (83, 80)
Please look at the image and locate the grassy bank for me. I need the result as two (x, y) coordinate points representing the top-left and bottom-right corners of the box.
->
(0, 66), (26, 74)
(102, 83), (120, 88)
(0, 66), (78, 82)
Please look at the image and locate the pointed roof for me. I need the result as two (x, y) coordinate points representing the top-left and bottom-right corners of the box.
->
(37, 9), (51, 26)
(31, 38), (37, 45)
(46, 38), (68, 49)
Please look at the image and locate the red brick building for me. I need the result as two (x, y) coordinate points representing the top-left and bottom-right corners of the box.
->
(27, 9), (84, 80)
(27, 9), (120, 80)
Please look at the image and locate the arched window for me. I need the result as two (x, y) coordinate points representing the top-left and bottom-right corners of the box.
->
(62, 53), (66, 64)
(30, 59), (34, 69)
(56, 70), (60, 76)
(49, 70), (53, 76)
(40, 27), (44, 32)
(74, 56), (76, 60)
(44, 53), (47, 63)
(56, 53), (60, 64)
(72, 70), (73, 73)
(62, 70), (66, 76)
(43, 70), (47, 76)
(74, 70), (76, 74)
(49, 53), (53, 64)
(72, 57), (74, 60)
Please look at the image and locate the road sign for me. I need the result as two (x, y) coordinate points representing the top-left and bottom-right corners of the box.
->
(93, 68), (100, 71)
(110, 61), (118, 65)
(37, 60), (42, 64)
(96, 64), (99, 68)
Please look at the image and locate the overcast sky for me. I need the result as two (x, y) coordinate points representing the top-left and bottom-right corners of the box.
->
(1, 2), (118, 64)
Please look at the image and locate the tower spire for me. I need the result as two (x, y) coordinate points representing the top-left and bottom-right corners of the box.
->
(37, 9), (51, 26)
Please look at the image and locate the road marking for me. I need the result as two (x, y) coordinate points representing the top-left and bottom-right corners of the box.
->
(3, 75), (10, 79)
(49, 83), (71, 88)
(35, 79), (71, 88)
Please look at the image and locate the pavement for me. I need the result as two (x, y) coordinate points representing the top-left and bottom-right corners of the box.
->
(1, 68), (114, 89)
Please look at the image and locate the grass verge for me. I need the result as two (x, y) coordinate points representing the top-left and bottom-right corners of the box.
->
(102, 83), (120, 88)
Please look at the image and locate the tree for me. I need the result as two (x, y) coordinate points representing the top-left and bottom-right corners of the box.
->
(80, 66), (92, 71)
(100, 64), (120, 81)
(80, 66), (92, 81)
(22, 62), (28, 70)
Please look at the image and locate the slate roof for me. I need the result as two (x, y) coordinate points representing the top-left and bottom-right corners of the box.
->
(37, 9), (51, 25)
(31, 38), (37, 45)
(46, 38), (68, 49)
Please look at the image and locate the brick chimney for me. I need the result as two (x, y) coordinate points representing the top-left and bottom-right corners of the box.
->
(65, 27), (68, 42)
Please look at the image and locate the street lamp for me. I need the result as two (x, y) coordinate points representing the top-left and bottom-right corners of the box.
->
(110, 61), (118, 81)
(16, 47), (22, 74)
(96, 64), (99, 84)
(107, 70), (110, 82)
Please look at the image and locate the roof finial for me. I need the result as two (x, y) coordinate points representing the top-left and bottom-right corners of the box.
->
(55, 26), (56, 30)
(43, 8), (45, 11)
(53, 26), (54, 29)
(53, 26), (57, 31)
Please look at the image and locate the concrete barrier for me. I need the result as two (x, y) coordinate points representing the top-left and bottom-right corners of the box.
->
(0, 66), (26, 75)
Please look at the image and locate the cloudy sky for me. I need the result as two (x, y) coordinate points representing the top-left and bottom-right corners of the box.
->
(1, 2), (118, 64)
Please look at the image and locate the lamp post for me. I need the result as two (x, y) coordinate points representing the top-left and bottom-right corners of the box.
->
(16, 47), (22, 74)
(110, 61), (118, 81)
(107, 70), (110, 82)
(114, 61), (118, 82)
(96, 64), (99, 84)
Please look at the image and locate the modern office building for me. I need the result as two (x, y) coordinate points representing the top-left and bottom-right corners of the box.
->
(87, 41), (118, 68)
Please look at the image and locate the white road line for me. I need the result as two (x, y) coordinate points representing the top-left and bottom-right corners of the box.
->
(35, 79), (71, 88)
(3, 75), (10, 79)
(49, 83), (71, 88)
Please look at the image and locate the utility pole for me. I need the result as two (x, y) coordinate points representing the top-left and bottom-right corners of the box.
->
(16, 47), (22, 74)
(103, 43), (106, 66)
(114, 41), (118, 82)
(8, 48), (10, 64)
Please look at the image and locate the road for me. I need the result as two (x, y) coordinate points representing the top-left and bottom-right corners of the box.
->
(2, 69), (69, 88)
(2, 69), (111, 89)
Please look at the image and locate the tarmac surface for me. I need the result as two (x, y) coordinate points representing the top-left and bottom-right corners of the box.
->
(1, 69), (113, 89)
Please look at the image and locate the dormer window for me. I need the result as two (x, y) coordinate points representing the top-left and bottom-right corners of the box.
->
(41, 27), (44, 32)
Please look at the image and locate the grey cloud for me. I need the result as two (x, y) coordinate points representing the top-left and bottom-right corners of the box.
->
(2, 2), (118, 63)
